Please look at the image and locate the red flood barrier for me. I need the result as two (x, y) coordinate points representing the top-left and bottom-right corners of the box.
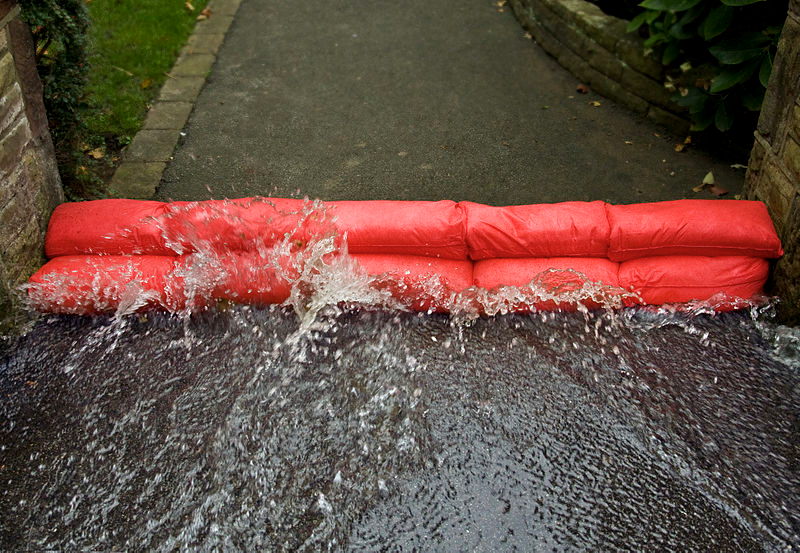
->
(29, 198), (783, 315)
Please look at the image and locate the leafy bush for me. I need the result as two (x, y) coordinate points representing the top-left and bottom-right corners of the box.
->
(19, 0), (93, 198)
(628, 0), (787, 132)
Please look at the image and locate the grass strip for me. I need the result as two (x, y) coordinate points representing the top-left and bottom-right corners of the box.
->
(73, 0), (209, 196)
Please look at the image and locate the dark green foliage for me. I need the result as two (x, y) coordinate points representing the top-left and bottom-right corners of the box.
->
(627, 0), (787, 132)
(19, 0), (94, 198)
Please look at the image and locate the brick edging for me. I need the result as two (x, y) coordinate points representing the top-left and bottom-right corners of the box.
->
(109, 0), (241, 199)
(509, 0), (690, 134)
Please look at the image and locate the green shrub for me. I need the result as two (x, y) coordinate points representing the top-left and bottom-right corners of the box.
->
(19, 0), (94, 198)
(628, 0), (788, 132)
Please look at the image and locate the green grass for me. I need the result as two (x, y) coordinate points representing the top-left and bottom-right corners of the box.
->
(83, 0), (209, 144)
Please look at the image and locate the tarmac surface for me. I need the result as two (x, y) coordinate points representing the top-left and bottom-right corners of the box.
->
(153, 0), (747, 204)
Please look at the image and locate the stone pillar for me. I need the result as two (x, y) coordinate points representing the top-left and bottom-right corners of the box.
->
(745, 0), (800, 325)
(0, 1), (64, 333)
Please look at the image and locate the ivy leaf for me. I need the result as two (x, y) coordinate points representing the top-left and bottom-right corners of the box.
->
(759, 54), (773, 87)
(689, 95), (719, 131)
(715, 100), (734, 131)
(644, 32), (666, 48)
(627, 11), (650, 32)
(709, 33), (771, 64)
(673, 87), (709, 114)
(740, 86), (765, 111)
(662, 41), (681, 65)
(710, 58), (760, 93)
(720, 0), (766, 5)
(640, 0), (703, 11)
(703, 5), (734, 40)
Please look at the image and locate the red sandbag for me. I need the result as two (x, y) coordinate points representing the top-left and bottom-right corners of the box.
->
(618, 256), (769, 305)
(351, 254), (473, 312)
(473, 257), (620, 288)
(328, 201), (468, 259)
(45, 199), (173, 257)
(209, 251), (295, 305)
(461, 201), (610, 260)
(472, 257), (622, 311)
(607, 200), (783, 262)
(45, 198), (328, 257)
(27, 255), (188, 314)
(162, 197), (333, 254)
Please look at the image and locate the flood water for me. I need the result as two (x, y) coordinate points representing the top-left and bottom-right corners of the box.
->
(1, 303), (798, 551)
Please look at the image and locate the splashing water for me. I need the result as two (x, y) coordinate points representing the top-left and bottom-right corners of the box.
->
(4, 199), (798, 551)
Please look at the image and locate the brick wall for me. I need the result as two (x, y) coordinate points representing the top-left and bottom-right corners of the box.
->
(0, 2), (64, 333)
(509, 0), (690, 134)
(745, 0), (800, 324)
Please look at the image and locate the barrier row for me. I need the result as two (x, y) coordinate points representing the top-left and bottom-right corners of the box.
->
(28, 198), (783, 314)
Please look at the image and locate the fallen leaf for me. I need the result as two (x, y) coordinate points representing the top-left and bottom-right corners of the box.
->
(730, 163), (748, 170)
(710, 185), (728, 197)
(495, 0), (507, 5)
(185, 1), (194, 11)
(693, 171), (715, 192)
(523, 31), (532, 39)
(541, 105), (549, 110)
(624, 140), (633, 145)
(88, 147), (104, 160)
(674, 143), (685, 152)
(653, 132), (660, 138)
(590, 101), (601, 107)
(141, 78), (152, 89)
(196, 13), (208, 20)
(576, 83), (589, 94)
(200, 7), (212, 17)
(684, 136), (692, 144)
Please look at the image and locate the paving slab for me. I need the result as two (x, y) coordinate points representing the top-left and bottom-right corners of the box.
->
(142, 102), (194, 130)
(158, 76), (207, 102)
(153, 0), (746, 204)
(109, 162), (167, 199)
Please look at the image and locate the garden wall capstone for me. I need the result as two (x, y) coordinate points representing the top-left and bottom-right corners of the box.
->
(745, 0), (800, 324)
(509, 0), (690, 134)
(0, 1), (64, 333)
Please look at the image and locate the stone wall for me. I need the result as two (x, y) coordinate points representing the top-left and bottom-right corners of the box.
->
(509, 0), (690, 134)
(744, 0), (800, 324)
(0, 2), (64, 333)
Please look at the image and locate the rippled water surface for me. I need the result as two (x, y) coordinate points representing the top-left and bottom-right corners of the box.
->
(1, 305), (798, 551)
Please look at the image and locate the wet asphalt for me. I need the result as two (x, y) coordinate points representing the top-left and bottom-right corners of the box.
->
(156, 0), (747, 204)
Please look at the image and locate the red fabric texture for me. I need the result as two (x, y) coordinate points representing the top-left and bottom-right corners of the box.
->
(209, 252), (295, 305)
(462, 201), (610, 259)
(28, 255), (186, 314)
(473, 257), (620, 289)
(160, 198), (331, 254)
(45, 197), (326, 257)
(45, 199), (172, 257)
(328, 201), (468, 259)
(351, 254), (473, 312)
(607, 200), (784, 262)
(472, 258), (621, 311)
(618, 256), (769, 305)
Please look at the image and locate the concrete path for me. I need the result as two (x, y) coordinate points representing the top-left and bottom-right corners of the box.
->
(124, 0), (747, 204)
